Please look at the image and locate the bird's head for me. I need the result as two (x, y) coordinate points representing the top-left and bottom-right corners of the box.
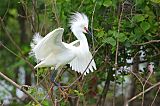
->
(69, 12), (92, 36)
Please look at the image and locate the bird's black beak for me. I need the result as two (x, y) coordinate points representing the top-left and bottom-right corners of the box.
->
(84, 27), (92, 36)
(86, 30), (92, 36)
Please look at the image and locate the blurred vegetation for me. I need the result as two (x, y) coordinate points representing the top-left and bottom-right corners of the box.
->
(0, 0), (160, 106)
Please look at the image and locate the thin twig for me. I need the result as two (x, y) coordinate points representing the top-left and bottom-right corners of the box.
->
(150, 86), (160, 106)
(41, 83), (54, 104)
(52, 0), (60, 27)
(0, 42), (22, 59)
(2, 0), (10, 21)
(129, 68), (153, 86)
(141, 71), (153, 106)
(113, 1), (125, 106)
(0, 72), (40, 104)
(40, 4), (47, 34)
(127, 81), (160, 103)
(78, 0), (85, 11)
(0, 82), (24, 102)
(0, 19), (35, 73)
(20, 0), (36, 32)
(130, 70), (143, 86)
(134, 40), (160, 45)
(91, 1), (97, 52)
(31, 0), (39, 32)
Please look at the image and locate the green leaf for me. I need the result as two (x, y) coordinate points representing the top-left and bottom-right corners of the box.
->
(151, 0), (160, 3)
(134, 27), (143, 35)
(9, 9), (17, 17)
(97, 0), (103, 6)
(133, 14), (145, 22)
(118, 33), (127, 42)
(103, 0), (112, 7)
(124, 41), (132, 47)
(73, 90), (84, 96)
(97, 30), (105, 38)
(113, 31), (118, 38)
(140, 21), (150, 32)
(145, 33), (153, 40)
(136, 0), (144, 5)
(129, 32), (141, 43)
(105, 37), (116, 46)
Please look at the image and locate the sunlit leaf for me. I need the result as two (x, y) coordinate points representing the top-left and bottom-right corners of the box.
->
(133, 14), (145, 22)
(140, 21), (150, 32)
(104, 37), (116, 46)
(103, 0), (112, 7)
(151, 0), (160, 3)
(134, 27), (143, 35)
(118, 33), (127, 42)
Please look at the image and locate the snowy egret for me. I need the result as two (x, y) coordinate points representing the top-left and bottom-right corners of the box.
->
(30, 12), (96, 75)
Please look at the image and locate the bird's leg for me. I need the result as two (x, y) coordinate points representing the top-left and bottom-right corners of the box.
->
(50, 69), (63, 89)
(50, 69), (68, 99)
(50, 69), (64, 89)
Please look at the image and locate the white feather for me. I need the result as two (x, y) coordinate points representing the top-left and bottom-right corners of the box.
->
(69, 12), (89, 30)
(69, 50), (96, 75)
(30, 12), (96, 75)
(31, 28), (76, 68)
(33, 28), (66, 61)
(29, 33), (43, 60)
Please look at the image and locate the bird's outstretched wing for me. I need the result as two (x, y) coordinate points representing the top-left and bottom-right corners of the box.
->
(31, 28), (67, 62)
(69, 51), (96, 75)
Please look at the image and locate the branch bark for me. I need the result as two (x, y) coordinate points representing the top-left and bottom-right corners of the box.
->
(0, 18), (35, 73)
(127, 81), (160, 103)
(133, 40), (160, 45)
(96, 69), (111, 106)
(0, 72), (40, 105)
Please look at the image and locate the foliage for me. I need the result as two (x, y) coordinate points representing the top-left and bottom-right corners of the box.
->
(0, 0), (160, 106)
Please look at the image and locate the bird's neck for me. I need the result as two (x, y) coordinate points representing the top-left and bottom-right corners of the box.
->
(73, 31), (89, 51)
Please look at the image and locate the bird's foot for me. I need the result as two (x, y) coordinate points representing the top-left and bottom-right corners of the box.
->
(21, 85), (30, 89)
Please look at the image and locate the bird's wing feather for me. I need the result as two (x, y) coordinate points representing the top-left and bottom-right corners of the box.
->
(69, 50), (96, 75)
(32, 28), (67, 61)
(69, 40), (80, 46)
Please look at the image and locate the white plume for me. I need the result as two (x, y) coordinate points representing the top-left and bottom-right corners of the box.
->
(69, 12), (89, 32)
(29, 32), (43, 62)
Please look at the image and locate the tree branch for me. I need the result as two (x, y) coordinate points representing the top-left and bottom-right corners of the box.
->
(113, 1), (125, 106)
(0, 18), (35, 73)
(0, 72), (40, 104)
(133, 40), (160, 45)
(127, 81), (160, 103)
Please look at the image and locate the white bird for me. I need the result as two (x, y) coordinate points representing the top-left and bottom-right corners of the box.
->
(30, 12), (96, 75)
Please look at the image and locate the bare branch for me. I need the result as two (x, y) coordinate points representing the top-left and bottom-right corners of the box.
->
(20, 0), (36, 32)
(78, 0), (85, 11)
(52, 0), (60, 27)
(0, 72), (40, 104)
(91, 1), (97, 52)
(113, 1), (125, 106)
(134, 40), (160, 45)
(151, 86), (160, 106)
(127, 81), (160, 103)
(2, 0), (10, 21)
(0, 18), (35, 73)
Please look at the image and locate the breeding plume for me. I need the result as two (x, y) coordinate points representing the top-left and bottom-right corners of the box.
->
(30, 12), (96, 74)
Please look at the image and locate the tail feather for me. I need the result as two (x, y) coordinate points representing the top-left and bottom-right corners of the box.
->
(29, 33), (43, 62)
